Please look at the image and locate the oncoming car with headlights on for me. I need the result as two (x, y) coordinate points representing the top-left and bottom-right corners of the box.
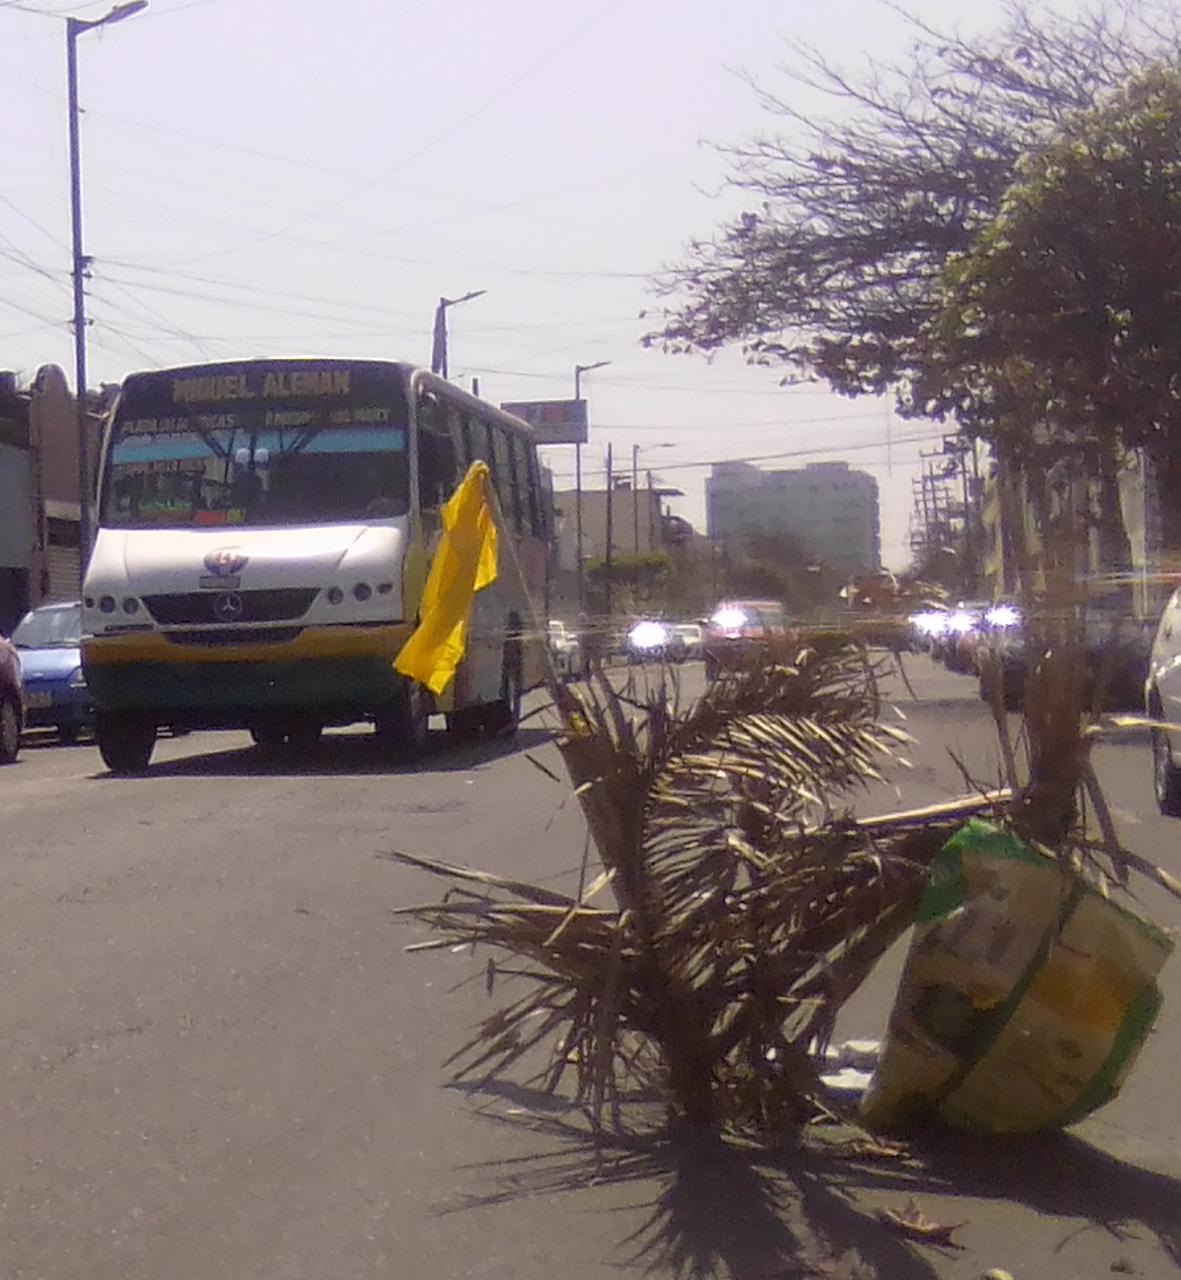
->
(703, 600), (793, 681)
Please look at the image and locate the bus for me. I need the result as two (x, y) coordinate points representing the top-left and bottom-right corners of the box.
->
(81, 358), (550, 774)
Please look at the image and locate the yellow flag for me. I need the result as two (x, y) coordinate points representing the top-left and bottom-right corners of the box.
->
(394, 461), (499, 695)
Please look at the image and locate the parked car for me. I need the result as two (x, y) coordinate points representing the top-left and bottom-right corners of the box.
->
(0, 630), (22, 764)
(703, 599), (794, 681)
(668, 622), (705, 663)
(1146, 588), (1181, 815)
(983, 602), (1152, 718)
(547, 619), (584, 681)
(11, 601), (92, 745)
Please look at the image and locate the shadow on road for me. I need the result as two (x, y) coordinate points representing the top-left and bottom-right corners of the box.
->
(94, 726), (556, 780)
(827, 1129), (1181, 1268)
(437, 1093), (941, 1279)
(438, 1082), (1181, 1278)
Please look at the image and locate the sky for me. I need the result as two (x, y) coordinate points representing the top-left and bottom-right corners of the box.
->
(0, 0), (1010, 568)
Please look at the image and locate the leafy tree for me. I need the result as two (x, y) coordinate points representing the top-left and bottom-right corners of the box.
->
(585, 552), (670, 616)
(916, 65), (1181, 553)
(646, 2), (1181, 401)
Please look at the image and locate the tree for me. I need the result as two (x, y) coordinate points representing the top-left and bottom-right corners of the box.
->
(646, 2), (1181, 400)
(913, 66), (1181, 554)
(585, 552), (670, 617)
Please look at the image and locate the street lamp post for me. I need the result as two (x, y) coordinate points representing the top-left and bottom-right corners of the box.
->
(67, 0), (148, 574)
(573, 360), (610, 618)
(630, 442), (675, 553)
(431, 289), (486, 379)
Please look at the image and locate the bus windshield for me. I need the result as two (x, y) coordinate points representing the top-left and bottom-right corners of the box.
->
(102, 407), (409, 529)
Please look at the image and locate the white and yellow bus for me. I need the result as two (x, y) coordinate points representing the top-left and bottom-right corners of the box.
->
(82, 358), (549, 773)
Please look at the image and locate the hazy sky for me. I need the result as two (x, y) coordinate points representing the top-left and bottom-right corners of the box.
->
(0, 0), (1009, 566)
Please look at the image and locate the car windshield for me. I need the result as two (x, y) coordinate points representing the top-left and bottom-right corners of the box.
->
(14, 606), (82, 649)
(102, 406), (409, 530)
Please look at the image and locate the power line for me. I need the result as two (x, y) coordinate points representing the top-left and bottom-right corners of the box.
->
(243, 0), (628, 246)
(544, 429), (948, 482)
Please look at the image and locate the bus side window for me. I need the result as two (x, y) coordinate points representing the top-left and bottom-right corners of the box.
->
(493, 427), (522, 532)
(510, 433), (526, 533)
(521, 440), (543, 539)
(447, 407), (470, 470)
(467, 415), (493, 468)
(416, 392), (456, 510)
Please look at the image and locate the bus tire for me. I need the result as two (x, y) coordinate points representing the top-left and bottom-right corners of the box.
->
(482, 643), (522, 739)
(286, 718), (323, 756)
(375, 679), (432, 761)
(96, 710), (156, 775)
(445, 706), (483, 744)
(250, 722), (287, 754)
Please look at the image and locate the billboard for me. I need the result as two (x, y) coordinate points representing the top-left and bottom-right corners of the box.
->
(500, 399), (588, 445)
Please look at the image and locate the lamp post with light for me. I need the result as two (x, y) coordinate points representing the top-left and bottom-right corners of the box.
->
(573, 360), (610, 617)
(631, 442), (675, 553)
(430, 290), (486, 380)
(68, 0), (148, 572)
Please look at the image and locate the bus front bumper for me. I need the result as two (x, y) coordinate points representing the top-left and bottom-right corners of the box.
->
(81, 624), (414, 725)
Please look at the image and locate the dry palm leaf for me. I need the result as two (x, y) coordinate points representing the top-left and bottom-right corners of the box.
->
(390, 636), (998, 1133)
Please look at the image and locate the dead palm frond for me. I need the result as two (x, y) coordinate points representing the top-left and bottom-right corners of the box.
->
(390, 635), (999, 1133)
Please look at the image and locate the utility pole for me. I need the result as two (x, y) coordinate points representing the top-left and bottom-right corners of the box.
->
(631, 443), (640, 553)
(67, 0), (148, 577)
(573, 361), (610, 620)
(430, 289), (485, 379)
(604, 443), (614, 623)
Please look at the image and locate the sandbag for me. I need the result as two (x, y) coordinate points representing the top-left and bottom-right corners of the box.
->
(861, 820), (1173, 1134)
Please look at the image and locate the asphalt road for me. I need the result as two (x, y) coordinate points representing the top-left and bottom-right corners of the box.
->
(1, 658), (1178, 1280)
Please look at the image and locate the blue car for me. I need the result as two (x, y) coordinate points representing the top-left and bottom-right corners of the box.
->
(12, 601), (92, 745)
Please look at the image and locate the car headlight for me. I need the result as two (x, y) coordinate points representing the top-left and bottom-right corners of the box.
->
(69, 666), (87, 689)
(628, 621), (670, 650)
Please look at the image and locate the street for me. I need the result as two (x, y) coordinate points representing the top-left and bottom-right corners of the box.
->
(1, 657), (1179, 1280)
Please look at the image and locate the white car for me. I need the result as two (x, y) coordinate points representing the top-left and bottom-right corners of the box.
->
(547, 620), (584, 681)
(1147, 589), (1181, 815)
(669, 623), (705, 663)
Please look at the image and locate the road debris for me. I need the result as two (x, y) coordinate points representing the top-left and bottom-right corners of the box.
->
(875, 1199), (966, 1248)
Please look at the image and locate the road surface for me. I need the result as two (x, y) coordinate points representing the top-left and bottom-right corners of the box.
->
(1, 658), (1178, 1279)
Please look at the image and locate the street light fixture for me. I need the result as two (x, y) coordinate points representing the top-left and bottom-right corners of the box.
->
(68, 0), (148, 576)
(431, 290), (486, 379)
(572, 361), (611, 617)
(631, 441), (675, 552)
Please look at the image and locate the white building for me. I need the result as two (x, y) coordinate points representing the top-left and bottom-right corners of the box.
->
(706, 460), (881, 577)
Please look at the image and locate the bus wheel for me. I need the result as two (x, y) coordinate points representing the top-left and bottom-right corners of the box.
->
(375, 679), (432, 761)
(96, 710), (156, 775)
(482, 644), (522, 739)
(286, 718), (323, 756)
(250, 722), (287, 754)
(445, 706), (483, 744)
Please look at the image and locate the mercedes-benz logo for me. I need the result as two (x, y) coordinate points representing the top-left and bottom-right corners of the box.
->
(212, 592), (244, 622)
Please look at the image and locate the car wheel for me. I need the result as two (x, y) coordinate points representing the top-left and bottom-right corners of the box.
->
(1152, 726), (1181, 817)
(482, 643), (522, 738)
(375, 678), (433, 761)
(96, 710), (156, 775)
(0, 695), (21, 764)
